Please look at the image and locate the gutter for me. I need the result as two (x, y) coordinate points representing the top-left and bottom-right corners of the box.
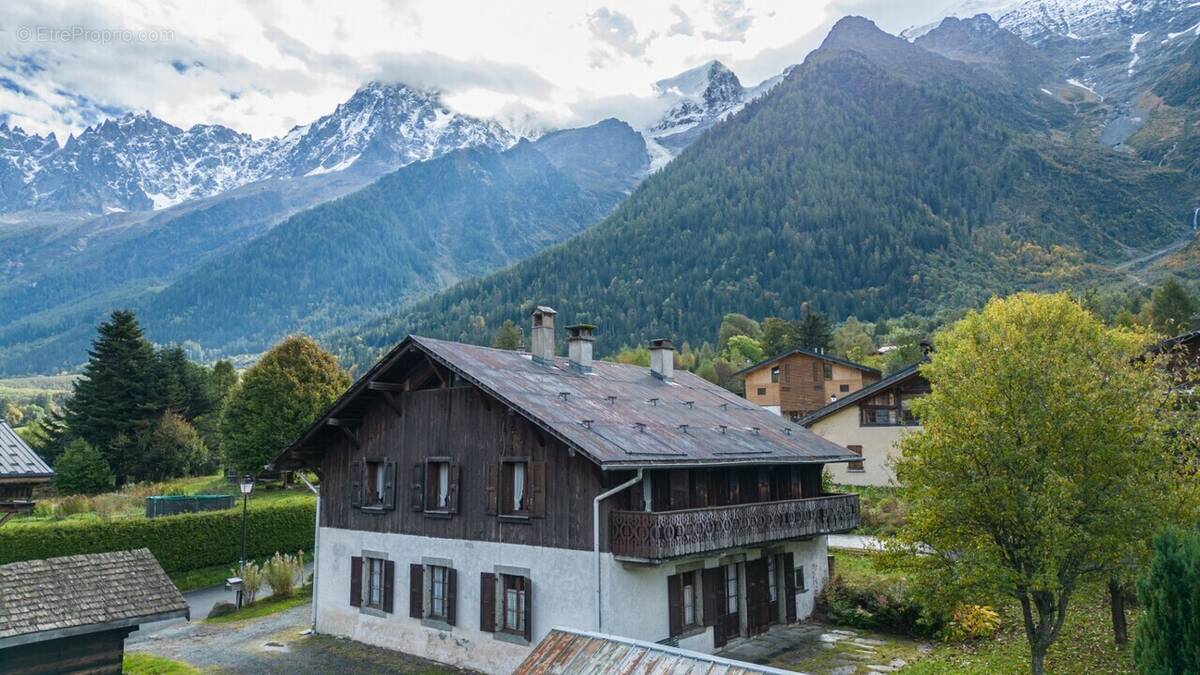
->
(593, 468), (643, 633)
(296, 471), (321, 633)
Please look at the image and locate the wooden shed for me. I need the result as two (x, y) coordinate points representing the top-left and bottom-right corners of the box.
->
(0, 421), (51, 526)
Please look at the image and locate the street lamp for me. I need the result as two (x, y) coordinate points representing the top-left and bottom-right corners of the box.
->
(238, 475), (254, 607)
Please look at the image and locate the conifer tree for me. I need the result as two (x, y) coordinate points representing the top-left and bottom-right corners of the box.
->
(1134, 524), (1200, 673)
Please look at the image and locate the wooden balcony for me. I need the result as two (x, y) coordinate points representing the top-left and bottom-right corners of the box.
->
(609, 493), (859, 561)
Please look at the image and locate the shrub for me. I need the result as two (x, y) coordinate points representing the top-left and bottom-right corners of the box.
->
(240, 561), (265, 604)
(1134, 524), (1200, 674)
(263, 551), (304, 599)
(820, 573), (946, 638)
(943, 604), (1001, 642)
(0, 496), (314, 576)
(207, 601), (237, 619)
(57, 495), (94, 518)
(52, 438), (114, 495)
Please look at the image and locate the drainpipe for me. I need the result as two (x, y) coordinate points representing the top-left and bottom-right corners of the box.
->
(594, 468), (643, 633)
(296, 472), (320, 633)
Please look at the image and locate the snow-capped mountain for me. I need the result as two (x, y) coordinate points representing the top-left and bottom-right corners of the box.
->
(645, 60), (786, 153)
(0, 82), (515, 215)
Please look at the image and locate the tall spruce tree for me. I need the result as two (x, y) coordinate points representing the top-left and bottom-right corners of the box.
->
(797, 308), (832, 351)
(65, 310), (160, 485)
(1133, 524), (1200, 673)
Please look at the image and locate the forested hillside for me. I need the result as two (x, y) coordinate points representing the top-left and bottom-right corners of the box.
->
(332, 17), (1198, 370)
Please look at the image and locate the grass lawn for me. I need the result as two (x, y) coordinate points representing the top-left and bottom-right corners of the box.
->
(829, 551), (1136, 674)
(122, 653), (200, 675)
(205, 587), (312, 624)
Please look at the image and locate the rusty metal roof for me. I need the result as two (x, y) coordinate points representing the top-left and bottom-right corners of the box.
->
(0, 421), (52, 481)
(275, 335), (858, 470)
(516, 628), (802, 674)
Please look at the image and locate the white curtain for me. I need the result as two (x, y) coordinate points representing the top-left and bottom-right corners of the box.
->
(438, 463), (450, 509)
(513, 463), (526, 511)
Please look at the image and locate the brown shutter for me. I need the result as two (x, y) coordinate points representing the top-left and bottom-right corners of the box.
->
(480, 572), (496, 632)
(382, 560), (395, 613)
(446, 568), (457, 626)
(702, 567), (722, 627)
(529, 461), (546, 518)
(667, 573), (683, 638)
(757, 467), (771, 501)
(350, 461), (362, 509)
(383, 461), (397, 510)
(349, 556), (363, 607)
(446, 461), (461, 514)
(484, 463), (498, 515)
(694, 470), (710, 507)
(789, 465), (802, 500)
(409, 564), (423, 619)
(848, 445), (864, 472)
(746, 558), (770, 635)
(410, 463), (424, 511)
(782, 553), (797, 623)
(523, 577), (533, 642)
(668, 469), (690, 510)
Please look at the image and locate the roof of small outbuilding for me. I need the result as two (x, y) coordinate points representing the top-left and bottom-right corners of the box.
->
(0, 420), (52, 481)
(275, 335), (859, 470)
(0, 548), (188, 648)
(516, 628), (803, 675)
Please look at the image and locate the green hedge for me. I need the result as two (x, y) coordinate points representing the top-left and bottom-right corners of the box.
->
(0, 497), (315, 575)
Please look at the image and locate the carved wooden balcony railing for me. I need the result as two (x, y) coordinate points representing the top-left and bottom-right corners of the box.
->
(609, 493), (860, 561)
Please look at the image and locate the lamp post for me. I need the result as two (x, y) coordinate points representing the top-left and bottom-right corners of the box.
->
(238, 475), (254, 606)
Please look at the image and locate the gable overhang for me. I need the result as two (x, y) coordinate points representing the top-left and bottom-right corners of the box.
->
(732, 348), (882, 379)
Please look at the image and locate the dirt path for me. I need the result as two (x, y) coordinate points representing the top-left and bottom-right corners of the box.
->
(127, 604), (473, 674)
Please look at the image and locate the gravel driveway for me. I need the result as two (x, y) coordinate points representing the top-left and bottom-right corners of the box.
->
(127, 604), (477, 674)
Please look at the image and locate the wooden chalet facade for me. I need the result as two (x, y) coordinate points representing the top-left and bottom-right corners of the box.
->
(737, 350), (880, 422)
(0, 421), (52, 527)
(800, 364), (930, 486)
(273, 309), (861, 674)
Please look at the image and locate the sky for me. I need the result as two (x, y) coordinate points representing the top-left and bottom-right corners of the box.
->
(0, 0), (966, 141)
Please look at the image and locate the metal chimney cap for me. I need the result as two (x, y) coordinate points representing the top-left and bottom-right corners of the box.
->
(649, 338), (674, 350)
(566, 323), (597, 340)
(533, 306), (558, 315)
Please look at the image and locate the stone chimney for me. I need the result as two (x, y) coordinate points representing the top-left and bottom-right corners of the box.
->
(531, 306), (557, 364)
(566, 324), (595, 373)
(649, 338), (674, 381)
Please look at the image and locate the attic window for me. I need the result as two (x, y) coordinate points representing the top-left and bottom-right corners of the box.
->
(770, 366), (780, 383)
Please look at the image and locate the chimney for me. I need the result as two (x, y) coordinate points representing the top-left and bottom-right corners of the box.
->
(649, 338), (674, 381)
(531, 306), (557, 364)
(566, 324), (595, 373)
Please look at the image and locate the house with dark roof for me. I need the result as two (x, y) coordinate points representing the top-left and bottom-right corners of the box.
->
(734, 349), (880, 422)
(272, 307), (861, 674)
(0, 549), (188, 674)
(798, 364), (930, 486)
(0, 421), (52, 526)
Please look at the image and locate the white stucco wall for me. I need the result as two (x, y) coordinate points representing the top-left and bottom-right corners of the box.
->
(809, 405), (919, 486)
(315, 527), (831, 673)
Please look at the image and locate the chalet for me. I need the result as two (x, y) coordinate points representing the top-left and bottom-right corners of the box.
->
(272, 308), (862, 674)
(0, 421), (52, 527)
(736, 349), (880, 422)
(799, 364), (930, 487)
(0, 549), (188, 674)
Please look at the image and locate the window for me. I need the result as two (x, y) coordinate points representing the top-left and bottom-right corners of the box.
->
(502, 460), (528, 516)
(368, 557), (384, 607)
(725, 564), (739, 614)
(366, 460), (385, 507)
(770, 366), (780, 383)
(669, 570), (703, 637)
(409, 563), (456, 625)
(430, 565), (449, 619)
(350, 554), (393, 613)
(795, 566), (807, 592)
(847, 445), (864, 472)
(823, 363), (833, 380)
(839, 383), (850, 392)
(767, 555), (777, 603)
(501, 574), (527, 634)
(756, 387), (767, 396)
(426, 460), (450, 511)
(682, 571), (698, 626)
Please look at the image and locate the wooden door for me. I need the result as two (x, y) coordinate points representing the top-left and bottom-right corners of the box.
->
(745, 558), (771, 636)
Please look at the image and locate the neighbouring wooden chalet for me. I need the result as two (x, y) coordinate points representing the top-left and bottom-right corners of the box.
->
(0, 421), (52, 527)
(272, 307), (862, 674)
(799, 364), (930, 487)
(736, 349), (880, 422)
(0, 549), (188, 674)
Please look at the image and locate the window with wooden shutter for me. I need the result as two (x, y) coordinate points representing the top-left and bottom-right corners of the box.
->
(668, 469), (689, 510)
(424, 458), (452, 513)
(409, 564), (423, 619)
(757, 467), (771, 502)
(484, 463), (498, 516)
(847, 445), (864, 472)
(528, 461), (545, 518)
(364, 459), (386, 508)
(782, 553), (798, 623)
(410, 463), (424, 511)
(350, 461), (363, 509)
(382, 560), (395, 613)
(382, 461), (396, 510)
(480, 572), (496, 632)
(350, 556), (363, 607)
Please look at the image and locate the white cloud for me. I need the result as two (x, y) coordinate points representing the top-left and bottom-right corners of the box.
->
(0, 0), (950, 141)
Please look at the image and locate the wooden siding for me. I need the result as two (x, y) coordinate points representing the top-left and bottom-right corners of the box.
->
(320, 384), (614, 552)
(744, 354), (877, 419)
(0, 627), (134, 675)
